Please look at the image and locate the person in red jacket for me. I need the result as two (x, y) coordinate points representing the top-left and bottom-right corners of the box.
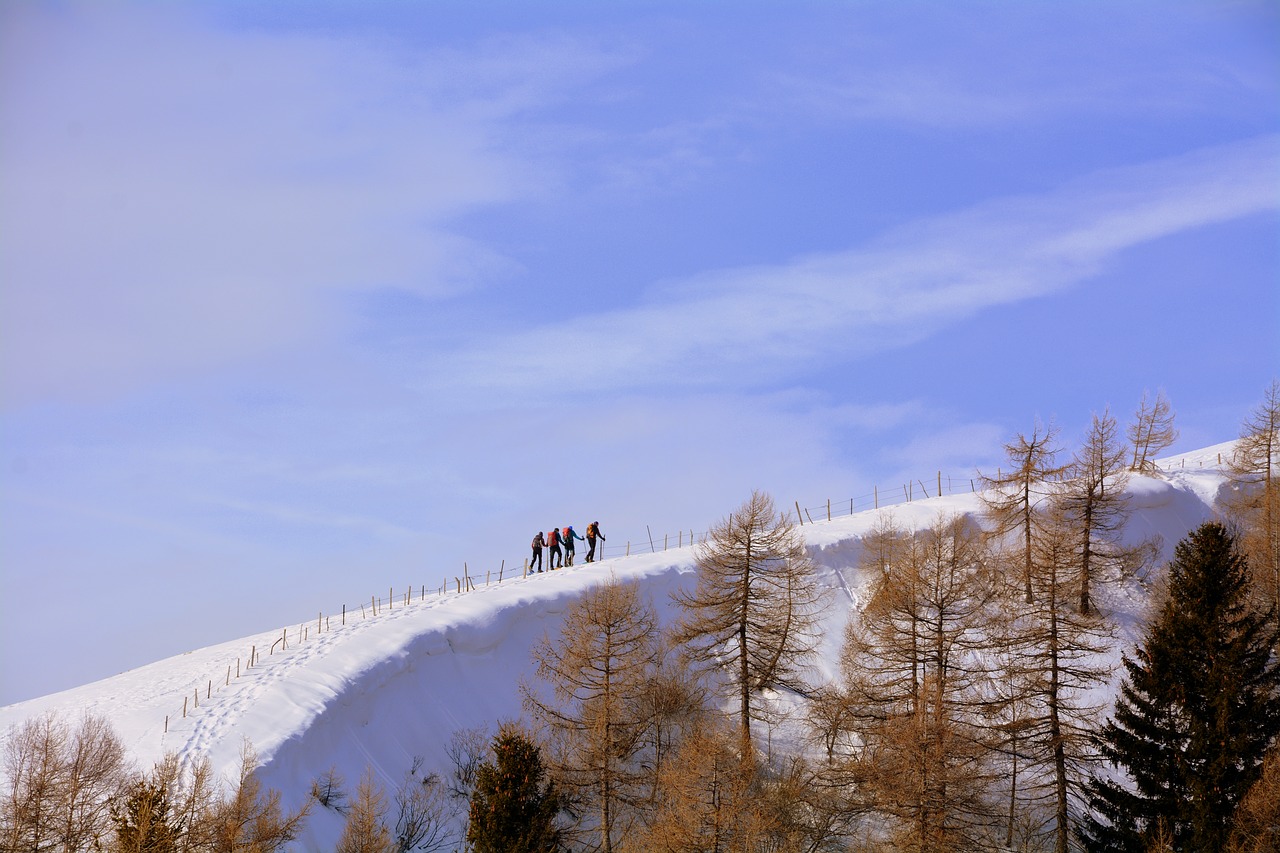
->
(547, 526), (563, 569)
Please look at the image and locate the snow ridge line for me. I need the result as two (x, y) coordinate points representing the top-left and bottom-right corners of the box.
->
(152, 450), (1233, 754)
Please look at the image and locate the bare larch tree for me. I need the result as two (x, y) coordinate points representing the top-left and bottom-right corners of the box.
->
(1058, 409), (1129, 615)
(1127, 389), (1178, 472)
(1228, 379), (1280, 610)
(524, 578), (659, 853)
(670, 491), (828, 759)
(981, 421), (1066, 604)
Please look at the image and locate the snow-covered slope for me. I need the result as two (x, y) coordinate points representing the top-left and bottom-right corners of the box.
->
(0, 442), (1235, 847)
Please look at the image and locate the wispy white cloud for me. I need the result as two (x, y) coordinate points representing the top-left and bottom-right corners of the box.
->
(0, 6), (623, 405)
(762, 4), (1279, 129)
(425, 135), (1280, 399)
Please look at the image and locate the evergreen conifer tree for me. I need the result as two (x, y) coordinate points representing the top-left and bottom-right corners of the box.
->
(1081, 523), (1280, 853)
(109, 779), (179, 853)
(466, 726), (564, 853)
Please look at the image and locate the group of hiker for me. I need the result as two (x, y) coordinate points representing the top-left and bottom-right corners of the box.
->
(530, 522), (605, 572)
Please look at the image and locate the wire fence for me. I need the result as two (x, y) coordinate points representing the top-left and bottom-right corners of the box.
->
(164, 452), (1221, 737)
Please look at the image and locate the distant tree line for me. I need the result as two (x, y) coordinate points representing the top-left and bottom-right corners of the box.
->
(2, 382), (1278, 853)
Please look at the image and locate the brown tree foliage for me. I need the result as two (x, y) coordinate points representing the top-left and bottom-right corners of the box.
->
(0, 718), (308, 853)
(524, 579), (660, 853)
(1058, 408), (1132, 615)
(671, 491), (828, 757)
(205, 742), (310, 853)
(623, 718), (765, 853)
(629, 633), (708, 811)
(106, 753), (219, 853)
(109, 776), (180, 853)
(0, 712), (130, 853)
(336, 769), (392, 853)
(1228, 743), (1280, 853)
(1128, 389), (1179, 473)
(836, 516), (1004, 852)
(999, 507), (1112, 853)
(1227, 379), (1280, 610)
(981, 421), (1067, 604)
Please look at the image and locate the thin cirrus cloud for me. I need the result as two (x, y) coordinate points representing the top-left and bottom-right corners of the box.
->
(762, 4), (1277, 129)
(0, 7), (623, 406)
(427, 134), (1279, 400)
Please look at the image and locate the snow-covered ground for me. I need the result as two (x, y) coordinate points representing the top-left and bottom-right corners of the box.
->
(0, 442), (1236, 848)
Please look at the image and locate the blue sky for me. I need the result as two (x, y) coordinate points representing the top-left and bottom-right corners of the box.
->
(2, 1), (1277, 705)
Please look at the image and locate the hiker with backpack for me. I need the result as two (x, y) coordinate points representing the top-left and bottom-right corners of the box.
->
(585, 521), (605, 562)
(547, 526), (563, 569)
(530, 531), (546, 573)
(562, 525), (585, 566)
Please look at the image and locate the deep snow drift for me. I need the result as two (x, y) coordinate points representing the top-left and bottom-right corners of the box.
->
(0, 442), (1236, 847)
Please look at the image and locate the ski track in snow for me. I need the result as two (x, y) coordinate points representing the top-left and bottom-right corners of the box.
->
(167, 568), (579, 774)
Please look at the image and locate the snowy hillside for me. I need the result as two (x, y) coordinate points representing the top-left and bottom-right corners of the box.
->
(0, 442), (1236, 848)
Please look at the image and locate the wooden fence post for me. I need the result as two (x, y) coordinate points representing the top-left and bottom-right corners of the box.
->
(938, 471), (942, 496)
(874, 485), (878, 509)
(647, 525), (656, 553)
(827, 498), (831, 521)
(795, 500), (804, 525)
(183, 697), (187, 718)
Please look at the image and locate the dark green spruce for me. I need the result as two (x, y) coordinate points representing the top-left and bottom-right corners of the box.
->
(466, 727), (566, 853)
(1080, 522), (1280, 853)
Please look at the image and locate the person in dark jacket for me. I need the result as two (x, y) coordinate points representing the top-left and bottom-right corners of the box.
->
(530, 531), (545, 573)
(547, 526), (563, 569)
(585, 521), (605, 563)
(562, 525), (585, 566)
